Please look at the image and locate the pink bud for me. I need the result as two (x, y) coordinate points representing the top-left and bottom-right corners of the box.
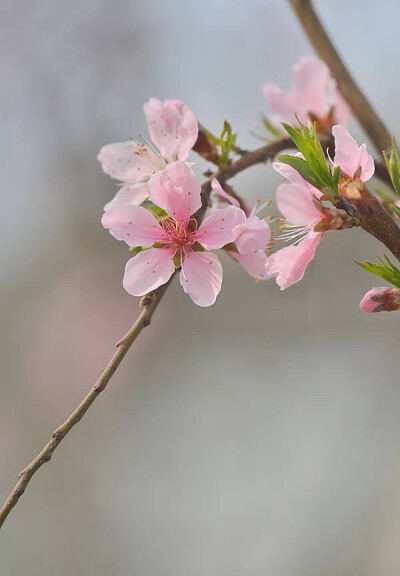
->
(359, 288), (400, 313)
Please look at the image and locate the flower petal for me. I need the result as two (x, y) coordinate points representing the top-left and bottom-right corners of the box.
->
(104, 182), (149, 211)
(276, 183), (322, 226)
(332, 88), (351, 126)
(97, 141), (166, 182)
(333, 125), (374, 181)
(359, 287), (400, 313)
(262, 83), (300, 124)
(292, 56), (330, 120)
(144, 98), (198, 163)
(148, 161), (201, 224)
(235, 216), (270, 254)
(230, 250), (268, 280)
(123, 248), (176, 296)
(273, 154), (322, 198)
(265, 232), (322, 290)
(180, 251), (222, 307)
(194, 205), (246, 250)
(102, 205), (165, 247)
(358, 143), (375, 182)
(211, 178), (240, 207)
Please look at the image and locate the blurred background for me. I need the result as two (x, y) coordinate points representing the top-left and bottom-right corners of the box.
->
(2, 0), (400, 574)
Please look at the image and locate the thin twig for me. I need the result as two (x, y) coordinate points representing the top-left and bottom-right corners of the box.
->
(0, 136), (295, 531)
(0, 281), (173, 529)
(288, 0), (392, 154)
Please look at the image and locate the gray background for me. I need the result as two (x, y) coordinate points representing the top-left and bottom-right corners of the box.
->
(1, 1), (400, 574)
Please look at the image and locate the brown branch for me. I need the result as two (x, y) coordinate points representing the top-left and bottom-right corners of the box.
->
(0, 280), (174, 530)
(0, 136), (296, 532)
(288, 0), (392, 154)
(342, 180), (400, 261)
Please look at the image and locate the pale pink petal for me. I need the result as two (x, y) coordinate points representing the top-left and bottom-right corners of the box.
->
(333, 125), (374, 181)
(194, 205), (246, 250)
(144, 98), (198, 163)
(97, 141), (166, 182)
(332, 88), (351, 126)
(262, 83), (301, 124)
(359, 287), (400, 313)
(180, 251), (222, 307)
(148, 161), (201, 224)
(102, 205), (165, 247)
(265, 232), (323, 290)
(276, 183), (322, 226)
(104, 182), (149, 210)
(273, 154), (322, 198)
(235, 216), (270, 254)
(292, 56), (330, 120)
(230, 250), (268, 280)
(358, 143), (375, 181)
(211, 178), (240, 208)
(211, 178), (252, 216)
(123, 248), (176, 296)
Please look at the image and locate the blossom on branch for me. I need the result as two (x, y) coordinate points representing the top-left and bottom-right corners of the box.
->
(102, 162), (246, 307)
(262, 56), (350, 130)
(265, 124), (370, 290)
(98, 98), (198, 210)
(332, 125), (375, 182)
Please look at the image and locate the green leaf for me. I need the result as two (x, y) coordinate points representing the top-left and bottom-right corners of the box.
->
(277, 154), (321, 189)
(355, 255), (400, 289)
(390, 203), (400, 217)
(219, 120), (237, 166)
(148, 204), (168, 218)
(280, 119), (338, 201)
(201, 126), (221, 146)
(261, 114), (282, 138)
(384, 137), (400, 197)
(129, 245), (147, 254)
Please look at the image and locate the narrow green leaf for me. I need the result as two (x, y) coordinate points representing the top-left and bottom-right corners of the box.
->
(261, 114), (282, 138)
(390, 203), (400, 217)
(277, 154), (320, 189)
(355, 255), (400, 290)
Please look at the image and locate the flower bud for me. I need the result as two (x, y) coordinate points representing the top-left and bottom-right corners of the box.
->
(359, 287), (400, 313)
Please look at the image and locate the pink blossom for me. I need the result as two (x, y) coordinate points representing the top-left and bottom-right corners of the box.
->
(98, 98), (198, 209)
(273, 153), (323, 198)
(211, 179), (271, 280)
(102, 163), (246, 307)
(359, 287), (400, 313)
(262, 56), (350, 128)
(332, 125), (375, 181)
(265, 183), (324, 290)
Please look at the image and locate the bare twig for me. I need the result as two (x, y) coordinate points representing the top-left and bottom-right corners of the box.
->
(288, 0), (392, 154)
(0, 281), (173, 529)
(0, 136), (296, 531)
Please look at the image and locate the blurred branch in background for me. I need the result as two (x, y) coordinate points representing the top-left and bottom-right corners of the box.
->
(288, 0), (392, 154)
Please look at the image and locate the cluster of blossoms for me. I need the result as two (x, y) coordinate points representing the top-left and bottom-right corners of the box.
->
(99, 99), (270, 306)
(98, 57), (400, 314)
(266, 125), (375, 290)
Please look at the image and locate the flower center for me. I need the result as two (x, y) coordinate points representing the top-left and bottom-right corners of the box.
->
(161, 218), (195, 250)
(277, 220), (315, 245)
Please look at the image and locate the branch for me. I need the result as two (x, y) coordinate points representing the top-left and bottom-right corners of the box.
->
(288, 0), (392, 154)
(0, 280), (173, 529)
(0, 136), (295, 531)
(342, 180), (400, 261)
